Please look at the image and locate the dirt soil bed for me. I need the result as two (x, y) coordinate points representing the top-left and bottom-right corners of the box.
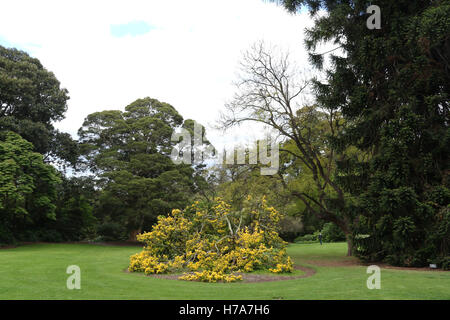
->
(126, 265), (317, 283)
(304, 258), (448, 272)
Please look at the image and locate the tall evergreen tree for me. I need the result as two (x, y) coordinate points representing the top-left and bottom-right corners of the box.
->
(282, 0), (449, 266)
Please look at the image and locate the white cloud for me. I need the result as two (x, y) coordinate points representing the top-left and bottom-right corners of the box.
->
(0, 0), (316, 150)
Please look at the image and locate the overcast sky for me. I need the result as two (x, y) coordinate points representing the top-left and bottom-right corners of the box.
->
(0, 0), (316, 150)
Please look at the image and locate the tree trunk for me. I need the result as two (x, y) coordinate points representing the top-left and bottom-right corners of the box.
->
(346, 233), (353, 256)
(128, 228), (141, 242)
(128, 216), (145, 242)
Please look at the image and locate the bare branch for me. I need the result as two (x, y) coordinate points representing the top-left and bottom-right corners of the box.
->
(219, 41), (349, 233)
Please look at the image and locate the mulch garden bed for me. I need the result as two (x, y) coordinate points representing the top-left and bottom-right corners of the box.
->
(125, 265), (317, 283)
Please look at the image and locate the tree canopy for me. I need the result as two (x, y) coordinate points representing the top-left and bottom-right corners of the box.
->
(78, 97), (208, 240)
(0, 131), (60, 243)
(0, 45), (78, 167)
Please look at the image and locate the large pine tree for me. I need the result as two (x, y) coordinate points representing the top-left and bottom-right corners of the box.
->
(283, 0), (449, 266)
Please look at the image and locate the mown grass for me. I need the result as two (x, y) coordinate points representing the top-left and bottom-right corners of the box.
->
(0, 242), (448, 299)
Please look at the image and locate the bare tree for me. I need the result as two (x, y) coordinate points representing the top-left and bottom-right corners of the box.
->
(220, 41), (355, 256)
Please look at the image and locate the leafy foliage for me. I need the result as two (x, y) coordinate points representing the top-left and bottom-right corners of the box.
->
(282, 0), (450, 265)
(0, 45), (77, 167)
(322, 222), (346, 242)
(0, 131), (60, 243)
(211, 156), (304, 242)
(78, 97), (207, 240)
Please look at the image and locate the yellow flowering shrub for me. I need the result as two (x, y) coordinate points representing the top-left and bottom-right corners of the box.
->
(179, 270), (243, 283)
(128, 196), (294, 282)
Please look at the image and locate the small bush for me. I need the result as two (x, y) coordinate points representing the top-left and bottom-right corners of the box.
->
(96, 222), (127, 241)
(36, 229), (64, 242)
(294, 233), (317, 243)
(0, 224), (15, 244)
(322, 223), (346, 242)
(436, 256), (450, 270)
(278, 215), (303, 242)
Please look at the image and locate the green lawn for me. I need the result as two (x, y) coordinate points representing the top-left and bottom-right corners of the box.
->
(0, 242), (448, 300)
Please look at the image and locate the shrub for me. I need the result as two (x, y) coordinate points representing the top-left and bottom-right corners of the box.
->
(96, 222), (127, 241)
(129, 196), (294, 282)
(278, 215), (303, 242)
(0, 224), (14, 244)
(179, 271), (243, 283)
(440, 257), (450, 271)
(294, 233), (317, 243)
(322, 222), (346, 242)
(35, 229), (64, 242)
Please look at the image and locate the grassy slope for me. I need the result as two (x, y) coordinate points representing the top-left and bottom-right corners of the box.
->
(0, 242), (448, 300)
